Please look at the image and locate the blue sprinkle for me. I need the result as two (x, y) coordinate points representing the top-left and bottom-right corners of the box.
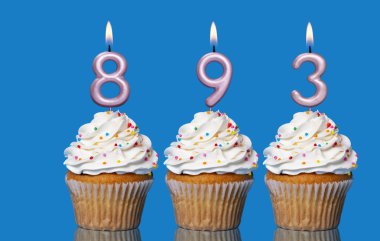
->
(178, 138), (182, 141)
(305, 133), (309, 136)
(119, 144), (122, 147)
(219, 144), (222, 147)
(205, 133), (209, 136)
(105, 132), (109, 136)
(276, 138), (280, 141)
(318, 144), (321, 147)
(78, 138), (81, 141)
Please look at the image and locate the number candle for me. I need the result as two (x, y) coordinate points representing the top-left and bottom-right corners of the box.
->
(197, 22), (232, 108)
(291, 22), (327, 108)
(90, 21), (130, 108)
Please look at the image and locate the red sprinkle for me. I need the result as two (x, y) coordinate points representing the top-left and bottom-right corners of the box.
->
(90, 156), (94, 160)
(114, 143), (118, 146)
(77, 145), (81, 148)
(276, 145), (280, 148)
(128, 123), (132, 128)
(289, 156), (293, 160)
(190, 156), (194, 160)
(327, 123), (332, 128)
(177, 145), (181, 148)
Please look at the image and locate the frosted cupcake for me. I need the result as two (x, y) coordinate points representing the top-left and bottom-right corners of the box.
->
(264, 110), (358, 231)
(64, 110), (158, 231)
(165, 110), (258, 231)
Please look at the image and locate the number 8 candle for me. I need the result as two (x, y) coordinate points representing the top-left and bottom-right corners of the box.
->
(197, 22), (232, 108)
(91, 21), (130, 107)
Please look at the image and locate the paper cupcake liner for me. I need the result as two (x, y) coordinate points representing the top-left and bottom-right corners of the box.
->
(265, 177), (352, 231)
(66, 177), (153, 231)
(274, 228), (341, 241)
(75, 228), (141, 241)
(175, 228), (241, 241)
(166, 177), (253, 231)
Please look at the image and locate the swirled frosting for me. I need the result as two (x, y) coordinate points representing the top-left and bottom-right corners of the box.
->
(64, 111), (158, 175)
(263, 110), (358, 175)
(164, 111), (258, 175)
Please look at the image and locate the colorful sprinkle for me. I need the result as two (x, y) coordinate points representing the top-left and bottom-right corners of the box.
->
(217, 160), (221, 164)
(202, 161), (207, 165)
(302, 161), (306, 165)
(90, 156), (94, 160)
(102, 162), (107, 165)
(94, 127), (98, 131)
(190, 156), (194, 160)
(305, 132), (309, 136)
(144, 157), (148, 161)
(205, 132), (209, 136)
(177, 145), (181, 148)
(316, 160), (320, 164)
(289, 156), (293, 160)
(103, 153), (107, 157)
(105, 132), (109, 136)
(77, 145), (81, 149)
(194, 127), (198, 131)
(293, 127), (297, 131)
(117, 160), (121, 163)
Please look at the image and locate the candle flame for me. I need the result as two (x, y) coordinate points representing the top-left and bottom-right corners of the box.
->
(306, 22), (314, 47)
(210, 21), (218, 46)
(106, 21), (113, 47)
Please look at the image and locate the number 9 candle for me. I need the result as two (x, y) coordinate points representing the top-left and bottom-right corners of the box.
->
(91, 21), (130, 108)
(291, 22), (327, 108)
(197, 22), (232, 108)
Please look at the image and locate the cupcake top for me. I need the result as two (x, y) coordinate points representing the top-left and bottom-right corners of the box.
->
(263, 110), (358, 175)
(64, 111), (158, 175)
(164, 111), (258, 175)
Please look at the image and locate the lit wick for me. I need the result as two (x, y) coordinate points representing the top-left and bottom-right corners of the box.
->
(306, 22), (313, 53)
(106, 21), (113, 52)
(210, 21), (217, 53)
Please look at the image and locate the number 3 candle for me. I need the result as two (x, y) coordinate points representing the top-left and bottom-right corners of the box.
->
(91, 21), (130, 107)
(291, 22), (327, 108)
(197, 22), (232, 108)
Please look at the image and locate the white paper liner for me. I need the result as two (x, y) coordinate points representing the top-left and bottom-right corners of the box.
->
(265, 177), (352, 231)
(175, 228), (241, 241)
(166, 176), (253, 231)
(274, 228), (341, 241)
(75, 227), (141, 241)
(66, 177), (153, 231)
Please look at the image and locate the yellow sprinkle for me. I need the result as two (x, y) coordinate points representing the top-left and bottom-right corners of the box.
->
(194, 142), (198, 145)
(214, 134), (219, 138)
(331, 130), (335, 135)
(127, 130), (130, 132)
(102, 162), (107, 165)
(231, 131), (236, 135)
(106, 111), (110, 114)
(314, 134), (318, 138)
(293, 142), (298, 146)
(203, 162), (207, 165)
(302, 161), (306, 165)
(207, 111), (211, 114)
(115, 134), (119, 138)
(200, 136), (203, 140)
(299, 136), (303, 140)
(131, 131), (136, 135)
(117, 160), (121, 163)
(94, 142), (98, 146)
(306, 111), (310, 114)
(227, 130), (231, 133)
(316, 160), (320, 164)
(326, 129), (330, 133)
(217, 160), (221, 164)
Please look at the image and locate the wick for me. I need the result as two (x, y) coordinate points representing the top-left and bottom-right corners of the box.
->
(308, 46), (312, 53)
(212, 45), (216, 52)
(209, 107), (212, 112)
(108, 45), (112, 52)
(109, 107), (112, 112)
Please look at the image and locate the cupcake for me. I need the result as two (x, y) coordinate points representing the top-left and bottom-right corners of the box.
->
(264, 110), (358, 231)
(64, 110), (158, 231)
(165, 110), (258, 231)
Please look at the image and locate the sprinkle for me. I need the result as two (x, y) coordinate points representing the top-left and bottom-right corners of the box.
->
(153, 162), (157, 167)
(179, 134), (182, 137)
(148, 172), (152, 176)
(147, 149), (150, 153)
(205, 132), (209, 136)
(175, 156), (178, 160)
(94, 142), (98, 145)
(194, 142), (198, 145)
(289, 156), (293, 160)
(194, 127), (198, 131)
(344, 157), (348, 161)
(78, 138), (82, 141)
(293, 142), (298, 146)
(103, 153), (107, 157)
(115, 134), (119, 138)
(128, 123), (132, 128)
(207, 111), (211, 114)
(90, 156), (94, 160)
(114, 143), (118, 147)
(326, 129), (330, 133)
(94, 127), (98, 131)
(274, 156), (278, 160)
(327, 123), (332, 128)
(190, 156), (194, 160)
(74, 156), (78, 160)
(314, 143), (317, 147)
(203, 153), (207, 157)
(177, 145), (181, 148)
(318, 144), (322, 147)
(244, 157), (248, 161)
(219, 144), (222, 147)
(293, 127), (297, 131)
(352, 163), (356, 167)
(302, 161), (306, 165)
(178, 138), (182, 141)
(316, 160), (320, 164)
(217, 160), (221, 163)
(227, 130), (231, 133)
(79, 134), (82, 137)
(118, 112), (121, 117)
(252, 163), (258, 168)
(203, 161), (207, 165)
(299, 136), (303, 140)
(314, 134), (318, 138)
(105, 132), (109, 136)
(302, 153), (306, 157)
(228, 123), (232, 128)
(306, 110), (310, 114)
(127, 130), (131, 132)
(214, 134), (219, 138)
(248, 172), (252, 176)
(214, 143), (218, 147)
(118, 144), (122, 147)
(305, 132), (309, 136)
(117, 160), (121, 163)
(276, 138), (281, 141)
(144, 157), (148, 161)
(77, 145), (81, 148)
(79, 158), (82, 160)
(276, 145), (281, 148)
(99, 136), (103, 140)
(106, 111), (110, 114)
(102, 162), (107, 165)
(200, 136), (203, 140)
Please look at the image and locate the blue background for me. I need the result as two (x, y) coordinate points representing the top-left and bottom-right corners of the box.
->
(0, 0), (377, 240)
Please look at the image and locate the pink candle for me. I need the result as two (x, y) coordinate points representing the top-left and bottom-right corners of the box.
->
(90, 21), (130, 108)
(197, 22), (232, 108)
(291, 22), (328, 108)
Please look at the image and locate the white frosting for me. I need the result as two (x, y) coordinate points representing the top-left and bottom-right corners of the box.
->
(64, 111), (158, 175)
(263, 110), (358, 175)
(164, 111), (258, 175)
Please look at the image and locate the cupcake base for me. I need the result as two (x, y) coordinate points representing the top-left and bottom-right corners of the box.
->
(66, 171), (153, 231)
(166, 171), (253, 231)
(265, 172), (352, 231)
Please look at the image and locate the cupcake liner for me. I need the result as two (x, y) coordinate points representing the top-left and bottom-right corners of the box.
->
(66, 177), (153, 231)
(265, 177), (352, 231)
(75, 228), (141, 241)
(175, 228), (241, 241)
(166, 177), (253, 231)
(274, 228), (341, 241)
